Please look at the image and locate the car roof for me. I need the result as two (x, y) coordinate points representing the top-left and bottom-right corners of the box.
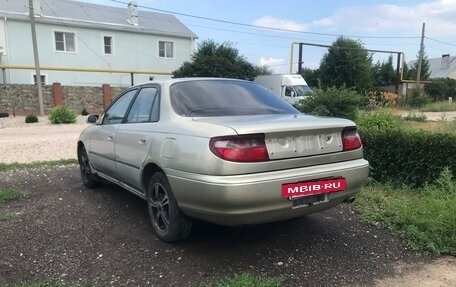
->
(135, 77), (251, 87)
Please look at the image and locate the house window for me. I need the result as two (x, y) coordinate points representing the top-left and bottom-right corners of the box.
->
(54, 32), (75, 52)
(33, 74), (46, 85)
(159, 41), (173, 58)
(104, 36), (112, 55)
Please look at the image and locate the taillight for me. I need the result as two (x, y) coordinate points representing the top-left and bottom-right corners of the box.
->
(342, 127), (362, 151)
(209, 134), (269, 162)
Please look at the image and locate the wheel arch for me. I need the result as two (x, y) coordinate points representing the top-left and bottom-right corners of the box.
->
(141, 162), (165, 192)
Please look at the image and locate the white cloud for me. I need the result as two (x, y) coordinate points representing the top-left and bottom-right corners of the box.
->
(252, 16), (309, 32)
(259, 57), (285, 67)
(259, 57), (288, 74)
(311, 0), (456, 36)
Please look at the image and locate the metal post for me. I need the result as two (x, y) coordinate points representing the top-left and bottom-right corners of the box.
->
(416, 22), (425, 85)
(29, 0), (45, 116)
(2, 68), (6, 85)
(298, 43), (303, 74)
(395, 53), (401, 94)
(130, 73), (134, 86)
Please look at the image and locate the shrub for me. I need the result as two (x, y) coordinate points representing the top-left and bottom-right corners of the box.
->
(403, 111), (427, 122)
(360, 128), (456, 187)
(363, 90), (398, 110)
(356, 109), (402, 130)
(25, 114), (38, 123)
(81, 108), (89, 116)
(294, 87), (362, 121)
(0, 112), (9, 118)
(48, 106), (77, 124)
(424, 77), (456, 102)
(400, 87), (429, 108)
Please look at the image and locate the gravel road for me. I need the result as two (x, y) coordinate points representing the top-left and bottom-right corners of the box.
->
(0, 115), (455, 286)
(0, 116), (88, 163)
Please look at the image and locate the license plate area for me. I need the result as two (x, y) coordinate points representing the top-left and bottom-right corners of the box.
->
(292, 193), (329, 209)
(282, 178), (346, 199)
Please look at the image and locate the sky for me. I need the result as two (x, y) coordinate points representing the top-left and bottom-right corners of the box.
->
(81, 0), (456, 73)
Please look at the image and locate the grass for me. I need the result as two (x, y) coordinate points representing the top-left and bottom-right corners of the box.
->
(0, 188), (21, 203)
(0, 212), (14, 221)
(6, 281), (86, 287)
(202, 273), (283, 287)
(401, 119), (456, 133)
(355, 169), (456, 255)
(7, 275), (282, 287)
(0, 159), (77, 172)
(419, 102), (456, 112)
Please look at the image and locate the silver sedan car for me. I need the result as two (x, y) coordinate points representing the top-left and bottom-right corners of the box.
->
(78, 78), (369, 242)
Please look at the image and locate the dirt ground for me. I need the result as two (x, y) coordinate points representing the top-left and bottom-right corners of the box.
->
(0, 114), (455, 286)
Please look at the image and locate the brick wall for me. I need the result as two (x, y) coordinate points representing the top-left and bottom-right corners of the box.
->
(0, 84), (127, 115)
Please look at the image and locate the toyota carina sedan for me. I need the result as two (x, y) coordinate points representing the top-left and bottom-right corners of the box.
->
(78, 78), (369, 242)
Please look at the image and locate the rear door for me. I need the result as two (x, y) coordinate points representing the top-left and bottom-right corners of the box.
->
(115, 86), (160, 190)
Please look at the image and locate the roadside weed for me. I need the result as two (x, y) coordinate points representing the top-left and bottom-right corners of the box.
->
(0, 159), (77, 172)
(355, 169), (456, 255)
(202, 273), (283, 287)
(0, 213), (14, 221)
(7, 280), (96, 287)
(0, 188), (21, 203)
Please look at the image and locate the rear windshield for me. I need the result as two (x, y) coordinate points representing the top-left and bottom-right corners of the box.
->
(170, 80), (299, 117)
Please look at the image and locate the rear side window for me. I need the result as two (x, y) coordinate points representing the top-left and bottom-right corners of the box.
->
(170, 80), (298, 117)
(126, 87), (159, 123)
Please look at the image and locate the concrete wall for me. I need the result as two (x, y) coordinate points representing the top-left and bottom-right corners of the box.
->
(0, 83), (126, 115)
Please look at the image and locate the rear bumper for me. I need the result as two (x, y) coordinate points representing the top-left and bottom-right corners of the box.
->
(166, 159), (369, 226)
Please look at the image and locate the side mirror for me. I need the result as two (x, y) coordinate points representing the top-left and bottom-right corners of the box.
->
(86, 114), (99, 124)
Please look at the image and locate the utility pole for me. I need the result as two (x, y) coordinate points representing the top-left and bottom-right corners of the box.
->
(416, 22), (426, 85)
(29, 0), (45, 116)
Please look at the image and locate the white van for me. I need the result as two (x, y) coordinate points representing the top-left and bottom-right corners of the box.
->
(254, 74), (312, 104)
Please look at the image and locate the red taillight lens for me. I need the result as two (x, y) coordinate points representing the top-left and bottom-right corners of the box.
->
(342, 128), (362, 151)
(209, 134), (269, 162)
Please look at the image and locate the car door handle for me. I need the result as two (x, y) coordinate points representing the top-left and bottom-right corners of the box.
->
(138, 139), (146, 145)
(107, 136), (113, 141)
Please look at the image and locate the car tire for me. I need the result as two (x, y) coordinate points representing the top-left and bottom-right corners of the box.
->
(77, 144), (101, 188)
(147, 172), (192, 242)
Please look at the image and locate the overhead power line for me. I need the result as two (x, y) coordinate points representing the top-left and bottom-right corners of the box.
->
(425, 37), (456, 47)
(108, 0), (420, 40)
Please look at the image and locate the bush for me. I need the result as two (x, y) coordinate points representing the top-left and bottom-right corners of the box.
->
(293, 87), (362, 121)
(360, 128), (456, 187)
(81, 108), (89, 116)
(424, 77), (456, 102)
(403, 111), (427, 122)
(0, 112), (9, 118)
(48, 106), (77, 124)
(363, 90), (398, 110)
(356, 110), (402, 130)
(25, 114), (38, 123)
(400, 87), (429, 108)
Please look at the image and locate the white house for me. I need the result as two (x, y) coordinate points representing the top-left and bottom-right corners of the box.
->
(0, 0), (197, 86)
(408, 54), (456, 79)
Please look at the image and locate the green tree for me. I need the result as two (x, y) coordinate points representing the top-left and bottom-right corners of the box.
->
(407, 50), (431, 80)
(301, 68), (320, 88)
(319, 37), (373, 91)
(372, 55), (395, 86)
(424, 78), (456, 101)
(173, 40), (265, 80)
